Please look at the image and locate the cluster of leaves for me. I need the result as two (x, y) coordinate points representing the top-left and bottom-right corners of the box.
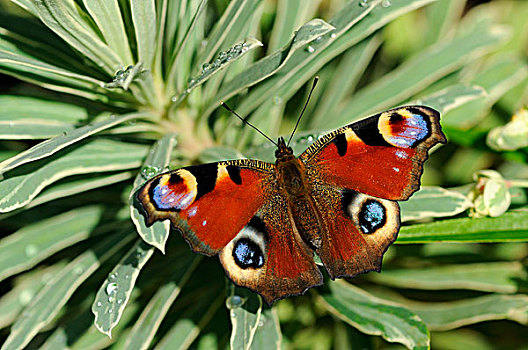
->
(0, 0), (527, 349)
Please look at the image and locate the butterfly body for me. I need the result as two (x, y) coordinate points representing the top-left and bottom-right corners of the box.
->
(136, 106), (446, 304)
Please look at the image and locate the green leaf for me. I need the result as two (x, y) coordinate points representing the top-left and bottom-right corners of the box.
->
(335, 21), (509, 127)
(368, 262), (526, 293)
(266, 0), (320, 53)
(24, 171), (134, 211)
(197, 0), (262, 66)
(41, 301), (140, 350)
(33, 0), (121, 74)
(123, 253), (200, 349)
(319, 281), (429, 349)
(443, 55), (528, 129)
(0, 262), (67, 329)
(310, 35), (382, 128)
(410, 294), (528, 331)
(0, 139), (148, 213)
(0, 36), (107, 100)
(249, 307), (282, 350)
(0, 206), (104, 283)
(1, 231), (133, 350)
(397, 209), (528, 243)
(131, 0), (156, 69)
(205, 17), (336, 117)
(400, 186), (472, 222)
(423, 0), (466, 46)
(171, 38), (263, 107)
(156, 294), (224, 350)
(166, 0), (208, 94)
(0, 112), (147, 175)
(92, 240), (155, 337)
(0, 95), (91, 139)
(417, 84), (487, 115)
(82, 0), (134, 64)
(130, 133), (177, 252)
(227, 287), (264, 350)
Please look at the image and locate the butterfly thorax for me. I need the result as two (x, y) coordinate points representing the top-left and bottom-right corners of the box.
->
(275, 137), (324, 249)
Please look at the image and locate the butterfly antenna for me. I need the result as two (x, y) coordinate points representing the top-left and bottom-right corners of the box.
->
(287, 76), (319, 146)
(221, 102), (279, 147)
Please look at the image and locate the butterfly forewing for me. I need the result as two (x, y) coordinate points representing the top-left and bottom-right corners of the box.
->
(300, 106), (447, 201)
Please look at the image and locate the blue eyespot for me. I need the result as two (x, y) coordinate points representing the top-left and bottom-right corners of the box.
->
(387, 113), (428, 148)
(358, 200), (386, 234)
(233, 238), (264, 269)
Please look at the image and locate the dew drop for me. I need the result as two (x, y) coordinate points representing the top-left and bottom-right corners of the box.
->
(201, 40), (208, 47)
(97, 301), (102, 307)
(273, 96), (283, 105)
(226, 295), (244, 309)
(25, 244), (37, 257)
(382, 0), (391, 7)
(106, 282), (118, 296)
(359, 0), (368, 7)
(19, 290), (33, 305)
(141, 165), (161, 179)
(108, 308), (113, 313)
(330, 33), (336, 39)
(117, 299), (123, 304)
(74, 267), (83, 275)
(306, 45), (315, 53)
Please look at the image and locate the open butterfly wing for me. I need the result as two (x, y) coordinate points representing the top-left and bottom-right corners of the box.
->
(300, 106), (446, 201)
(311, 181), (400, 279)
(136, 159), (274, 255)
(219, 191), (323, 305)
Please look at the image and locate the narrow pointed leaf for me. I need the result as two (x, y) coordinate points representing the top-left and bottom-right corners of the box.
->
(171, 38), (263, 106)
(0, 139), (148, 213)
(82, 0), (134, 64)
(0, 206), (104, 282)
(0, 262), (67, 329)
(1, 232), (133, 350)
(197, 0), (262, 65)
(398, 209), (528, 243)
(229, 290), (263, 350)
(156, 294), (224, 350)
(417, 84), (487, 114)
(26, 171), (134, 211)
(319, 281), (429, 349)
(131, 0), (157, 69)
(204, 18), (335, 117)
(400, 186), (473, 222)
(0, 112), (147, 175)
(410, 294), (528, 331)
(368, 262), (526, 293)
(33, 0), (121, 74)
(92, 240), (155, 337)
(335, 22), (509, 127)
(249, 307), (282, 350)
(124, 253), (200, 349)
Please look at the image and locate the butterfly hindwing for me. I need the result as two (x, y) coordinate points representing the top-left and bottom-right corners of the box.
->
(219, 192), (323, 305)
(300, 105), (447, 200)
(136, 159), (275, 255)
(310, 180), (400, 279)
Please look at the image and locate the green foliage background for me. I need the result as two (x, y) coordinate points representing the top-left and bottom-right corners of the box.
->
(0, 0), (527, 349)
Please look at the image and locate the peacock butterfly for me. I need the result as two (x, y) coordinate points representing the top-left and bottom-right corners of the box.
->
(136, 105), (446, 304)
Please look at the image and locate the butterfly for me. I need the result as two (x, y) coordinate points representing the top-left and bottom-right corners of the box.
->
(136, 105), (446, 305)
